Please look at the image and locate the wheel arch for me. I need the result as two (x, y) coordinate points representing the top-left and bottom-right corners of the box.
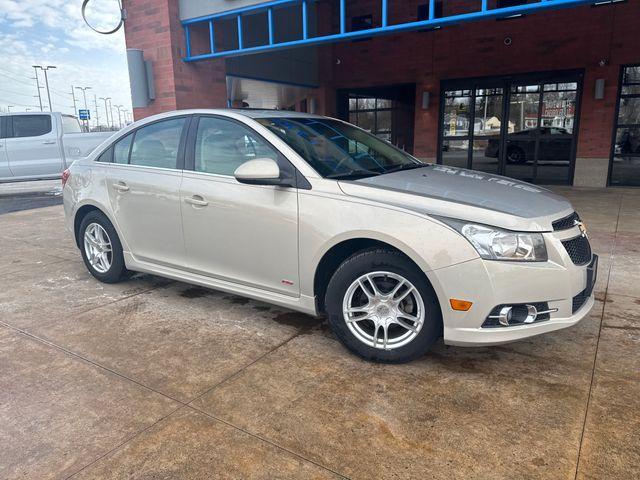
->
(312, 236), (436, 314)
(73, 202), (124, 250)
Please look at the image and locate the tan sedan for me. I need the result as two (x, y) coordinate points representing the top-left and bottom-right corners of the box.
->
(63, 110), (596, 362)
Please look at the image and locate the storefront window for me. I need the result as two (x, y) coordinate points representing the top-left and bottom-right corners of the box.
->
(348, 95), (392, 139)
(611, 65), (640, 186)
(440, 73), (580, 185)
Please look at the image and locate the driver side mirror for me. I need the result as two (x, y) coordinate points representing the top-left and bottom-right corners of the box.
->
(234, 158), (292, 187)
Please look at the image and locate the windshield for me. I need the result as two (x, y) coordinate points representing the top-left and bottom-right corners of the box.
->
(256, 117), (422, 179)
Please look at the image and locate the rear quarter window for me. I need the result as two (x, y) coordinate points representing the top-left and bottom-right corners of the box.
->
(62, 116), (82, 134)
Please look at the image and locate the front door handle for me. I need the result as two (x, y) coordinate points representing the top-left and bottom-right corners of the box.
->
(185, 195), (209, 207)
(42, 140), (56, 145)
(113, 181), (130, 192)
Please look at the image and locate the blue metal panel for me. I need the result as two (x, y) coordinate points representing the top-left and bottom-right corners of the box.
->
(183, 0), (597, 62)
(302, 0), (308, 39)
(267, 7), (274, 45)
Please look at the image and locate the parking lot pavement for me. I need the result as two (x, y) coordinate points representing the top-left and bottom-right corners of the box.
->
(0, 188), (638, 479)
(0, 180), (62, 215)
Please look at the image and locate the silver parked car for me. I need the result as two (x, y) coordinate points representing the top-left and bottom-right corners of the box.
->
(63, 110), (597, 363)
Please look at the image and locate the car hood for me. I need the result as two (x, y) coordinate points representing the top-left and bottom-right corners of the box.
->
(339, 165), (574, 231)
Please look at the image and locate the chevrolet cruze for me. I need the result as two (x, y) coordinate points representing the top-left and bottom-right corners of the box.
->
(62, 110), (597, 363)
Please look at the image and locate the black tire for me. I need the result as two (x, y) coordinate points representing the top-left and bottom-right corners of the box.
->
(325, 248), (442, 363)
(78, 210), (129, 283)
(506, 146), (526, 164)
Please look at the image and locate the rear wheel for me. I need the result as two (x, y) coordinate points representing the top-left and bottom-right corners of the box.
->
(506, 146), (526, 164)
(325, 249), (442, 363)
(79, 210), (129, 283)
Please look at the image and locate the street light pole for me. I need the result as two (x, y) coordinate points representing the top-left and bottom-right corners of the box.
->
(114, 105), (124, 129)
(75, 86), (92, 131)
(34, 65), (56, 112)
(99, 97), (111, 128)
(107, 98), (114, 129)
(32, 66), (43, 112)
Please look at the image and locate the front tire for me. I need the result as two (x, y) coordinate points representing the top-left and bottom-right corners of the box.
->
(79, 210), (129, 283)
(325, 248), (442, 363)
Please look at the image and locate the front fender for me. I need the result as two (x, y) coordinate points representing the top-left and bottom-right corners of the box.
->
(298, 191), (478, 296)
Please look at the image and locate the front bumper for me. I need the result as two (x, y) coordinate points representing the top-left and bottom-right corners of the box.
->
(427, 232), (597, 346)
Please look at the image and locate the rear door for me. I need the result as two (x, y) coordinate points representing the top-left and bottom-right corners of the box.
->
(105, 116), (189, 267)
(0, 116), (10, 179)
(5, 114), (62, 178)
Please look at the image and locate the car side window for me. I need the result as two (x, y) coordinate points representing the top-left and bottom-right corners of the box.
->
(96, 147), (113, 163)
(113, 134), (133, 164)
(130, 118), (185, 169)
(194, 117), (279, 176)
(11, 115), (52, 138)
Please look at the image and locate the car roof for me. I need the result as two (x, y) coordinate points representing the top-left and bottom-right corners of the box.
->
(153, 108), (327, 120)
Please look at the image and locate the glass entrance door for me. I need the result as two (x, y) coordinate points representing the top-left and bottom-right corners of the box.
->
(439, 73), (581, 185)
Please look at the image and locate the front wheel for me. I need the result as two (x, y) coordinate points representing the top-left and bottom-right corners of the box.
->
(325, 249), (442, 363)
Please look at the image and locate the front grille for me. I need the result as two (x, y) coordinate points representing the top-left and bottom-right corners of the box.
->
(552, 212), (581, 231)
(572, 288), (590, 314)
(562, 235), (592, 266)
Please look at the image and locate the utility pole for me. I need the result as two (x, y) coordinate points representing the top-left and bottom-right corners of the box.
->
(99, 97), (111, 128)
(70, 86), (78, 116)
(75, 86), (91, 132)
(93, 95), (100, 130)
(32, 66), (43, 112)
(33, 65), (56, 111)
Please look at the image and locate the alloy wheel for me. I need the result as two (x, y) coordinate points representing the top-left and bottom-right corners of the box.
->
(342, 271), (425, 350)
(83, 222), (113, 274)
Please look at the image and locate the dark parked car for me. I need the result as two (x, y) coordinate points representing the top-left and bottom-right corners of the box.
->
(485, 127), (572, 163)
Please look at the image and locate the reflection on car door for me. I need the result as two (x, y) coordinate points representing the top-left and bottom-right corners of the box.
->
(105, 117), (188, 267)
(5, 115), (62, 178)
(180, 115), (299, 296)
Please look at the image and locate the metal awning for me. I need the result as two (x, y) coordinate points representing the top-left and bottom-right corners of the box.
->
(183, 0), (597, 62)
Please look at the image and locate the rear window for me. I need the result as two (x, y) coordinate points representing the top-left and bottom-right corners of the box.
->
(12, 115), (52, 138)
(62, 115), (82, 134)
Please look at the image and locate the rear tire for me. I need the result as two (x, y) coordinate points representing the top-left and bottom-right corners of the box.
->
(78, 210), (129, 283)
(506, 146), (526, 164)
(325, 248), (442, 363)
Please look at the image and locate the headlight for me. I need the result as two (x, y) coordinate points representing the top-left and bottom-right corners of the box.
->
(438, 218), (547, 262)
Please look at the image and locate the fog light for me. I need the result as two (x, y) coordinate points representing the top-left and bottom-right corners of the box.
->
(483, 302), (558, 328)
(497, 306), (513, 326)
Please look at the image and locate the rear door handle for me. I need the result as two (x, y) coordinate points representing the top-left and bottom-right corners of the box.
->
(185, 195), (209, 207)
(113, 181), (130, 192)
(42, 140), (56, 145)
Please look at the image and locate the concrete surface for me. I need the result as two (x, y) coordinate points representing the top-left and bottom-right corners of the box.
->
(0, 187), (638, 479)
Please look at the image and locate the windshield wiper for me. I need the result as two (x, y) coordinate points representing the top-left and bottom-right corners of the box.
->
(326, 169), (381, 180)
(383, 163), (426, 174)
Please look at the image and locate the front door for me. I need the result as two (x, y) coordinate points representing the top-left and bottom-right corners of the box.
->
(440, 72), (581, 185)
(5, 114), (62, 178)
(180, 115), (299, 296)
(105, 117), (188, 267)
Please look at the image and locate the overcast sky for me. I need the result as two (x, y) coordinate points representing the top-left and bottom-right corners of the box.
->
(0, 0), (131, 124)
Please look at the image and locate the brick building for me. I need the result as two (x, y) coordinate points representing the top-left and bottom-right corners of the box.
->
(122, 0), (640, 186)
